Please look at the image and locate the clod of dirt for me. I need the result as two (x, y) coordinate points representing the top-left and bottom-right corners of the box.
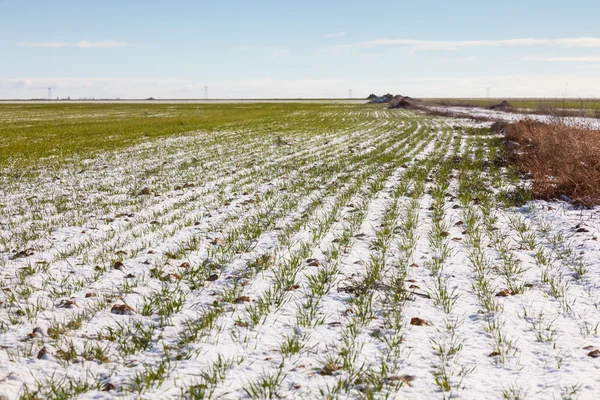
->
(57, 299), (78, 308)
(386, 375), (415, 387)
(85, 292), (97, 298)
(37, 347), (50, 359)
(210, 238), (225, 246)
(588, 350), (600, 358)
(306, 258), (320, 267)
(286, 284), (300, 291)
(28, 327), (45, 339)
(113, 261), (125, 270)
(12, 248), (34, 259)
(319, 363), (340, 376)
(410, 317), (431, 326)
(179, 262), (191, 269)
(583, 345), (596, 350)
(102, 382), (116, 392)
(206, 274), (219, 282)
(495, 289), (512, 297)
(409, 284), (420, 289)
(111, 304), (135, 315)
(140, 187), (153, 195)
(234, 296), (251, 304)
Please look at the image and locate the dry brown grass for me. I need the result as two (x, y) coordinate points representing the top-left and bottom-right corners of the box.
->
(505, 120), (600, 206)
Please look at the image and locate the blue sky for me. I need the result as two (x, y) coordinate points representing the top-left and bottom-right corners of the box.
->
(1, 0), (599, 99)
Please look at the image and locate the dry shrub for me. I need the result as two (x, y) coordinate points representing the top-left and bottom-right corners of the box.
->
(491, 121), (509, 134)
(505, 120), (600, 206)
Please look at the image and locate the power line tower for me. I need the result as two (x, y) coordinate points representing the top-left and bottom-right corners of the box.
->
(48, 87), (52, 100)
(486, 87), (490, 103)
(204, 86), (208, 100)
(349, 89), (352, 99)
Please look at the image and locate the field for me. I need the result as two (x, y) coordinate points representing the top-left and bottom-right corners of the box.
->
(422, 98), (600, 112)
(1, 103), (599, 399)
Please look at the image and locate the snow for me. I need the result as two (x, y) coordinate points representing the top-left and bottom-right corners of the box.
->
(0, 108), (599, 399)
(427, 105), (600, 130)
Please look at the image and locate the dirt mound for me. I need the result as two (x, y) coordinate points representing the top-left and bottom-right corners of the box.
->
(387, 95), (413, 109)
(489, 100), (514, 111)
(367, 93), (420, 105)
(368, 93), (395, 103)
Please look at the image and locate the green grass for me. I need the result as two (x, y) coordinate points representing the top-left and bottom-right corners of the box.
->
(0, 102), (377, 168)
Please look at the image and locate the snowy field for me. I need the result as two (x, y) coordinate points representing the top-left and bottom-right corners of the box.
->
(427, 105), (600, 130)
(1, 104), (599, 399)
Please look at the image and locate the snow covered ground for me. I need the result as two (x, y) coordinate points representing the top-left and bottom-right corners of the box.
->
(0, 106), (599, 399)
(427, 105), (600, 130)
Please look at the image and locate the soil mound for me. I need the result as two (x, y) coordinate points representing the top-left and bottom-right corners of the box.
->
(489, 100), (514, 111)
(387, 95), (413, 109)
(367, 93), (395, 103)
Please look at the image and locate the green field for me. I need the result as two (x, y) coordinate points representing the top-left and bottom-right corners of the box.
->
(1, 102), (599, 399)
(0, 102), (379, 168)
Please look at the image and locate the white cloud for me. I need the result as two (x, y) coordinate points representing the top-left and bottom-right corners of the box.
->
(20, 40), (127, 48)
(1, 74), (600, 99)
(317, 37), (600, 53)
(324, 31), (346, 38)
(527, 55), (600, 63)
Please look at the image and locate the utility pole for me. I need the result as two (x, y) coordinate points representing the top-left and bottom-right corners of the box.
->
(48, 87), (52, 100)
(486, 87), (490, 103)
(349, 89), (352, 99)
(204, 86), (209, 100)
